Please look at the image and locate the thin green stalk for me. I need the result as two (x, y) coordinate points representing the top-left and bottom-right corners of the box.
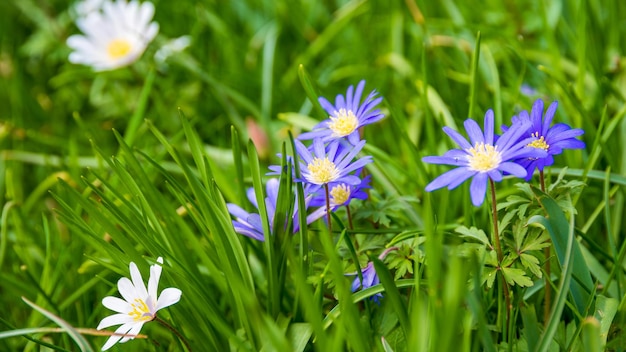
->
(324, 183), (332, 234)
(155, 316), (192, 352)
(540, 171), (552, 324)
(346, 204), (354, 230)
(489, 179), (510, 336)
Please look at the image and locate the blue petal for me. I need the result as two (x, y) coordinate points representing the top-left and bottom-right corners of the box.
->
(469, 172), (488, 206)
(443, 127), (472, 150)
(445, 167), (476, 189)
(353, 80), (366, 111)
(498, 162), (527, 178)
(227, 203), (250, 220)
(484, 110), (495, 144)
(425, 167), (474, 192)
(530, 99), (545, 133)
(497, 119), (531, 152)
(422, 155), (465, 166)
(488, 169), (502, 182)
(542, 101), (558, 135)
(464, 118), (484, 146)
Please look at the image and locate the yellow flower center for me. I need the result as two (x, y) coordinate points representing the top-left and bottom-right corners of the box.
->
(306, 157), (339, 184)
(467, 142), (502, 172)
(328, 109), (358, 137)
(107, 39), (132, 59)
(330, 184), (351, 205)
(128, 298), (154, 322)
(527, 132), (549, 151)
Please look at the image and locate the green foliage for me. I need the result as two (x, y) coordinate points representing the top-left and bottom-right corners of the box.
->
(1, 0), (625, 351)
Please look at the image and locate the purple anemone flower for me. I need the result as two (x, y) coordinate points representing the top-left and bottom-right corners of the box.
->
(309, 173), (371, 208)
(423, 109), (546, 206)
(350, 262), (382, 303)
(503, 99), (585, 181)
(227, 179), (323, 241)
(306, 173), (371, 221)
(270, 138), (373, 195)
(298, 80), (384, 145)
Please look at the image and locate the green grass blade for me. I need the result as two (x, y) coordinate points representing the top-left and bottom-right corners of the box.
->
(372, 257), (410, 338)
(22, 297), (95, 352)
(530, 187), (594, 315)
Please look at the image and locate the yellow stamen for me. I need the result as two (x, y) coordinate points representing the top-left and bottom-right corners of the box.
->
(330, 184), (351, 205)
(128, 298), (154, 322)
(307, 157), (339, 184)
(467, 142), (501, 172)
(527, 132), (549, 151)
(107, 39), (132, 59)
(328, 109), (358, 137)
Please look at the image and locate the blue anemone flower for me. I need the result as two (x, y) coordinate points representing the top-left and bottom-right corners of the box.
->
(309, 173), (371, 209)
(227, 179), (323, 241)
(503, 99), (585, 181)
(350, 262), (382, 303)
(270, 138), (373, 195)
(298, 80), (384, 145)
(423, 109), (546, 206)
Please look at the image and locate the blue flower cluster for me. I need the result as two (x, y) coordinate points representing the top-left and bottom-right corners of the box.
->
(226, 80), (385, 301)
(423, 99), (585, 206)
(227, 80), (383, 241)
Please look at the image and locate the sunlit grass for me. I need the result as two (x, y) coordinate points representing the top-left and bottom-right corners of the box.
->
(1, 0), (625, 351)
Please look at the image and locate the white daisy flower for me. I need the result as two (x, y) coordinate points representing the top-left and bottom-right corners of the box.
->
(72, 0), (106, 17)
(97, 257), (182, 351)
(67, 0), (159, 71)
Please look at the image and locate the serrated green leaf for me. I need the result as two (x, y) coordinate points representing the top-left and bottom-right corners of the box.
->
(501, 267), (534, 287)
(482, 267), (498, 289)
(455, 226), (491, 247)
(520, 253), (543, 278)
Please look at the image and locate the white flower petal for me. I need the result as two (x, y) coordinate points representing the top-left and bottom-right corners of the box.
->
(156, 287), (182, 311)
(117, 277), (137, 303)
(102, 296), (131, 313)
(97, 313), (134, 330)
(129, 262), (148, 299)
(100, 322), (136, 351)
(119, 321), (145, 343)
(147, 257), (163, 301)
(67, 0), (158, 70)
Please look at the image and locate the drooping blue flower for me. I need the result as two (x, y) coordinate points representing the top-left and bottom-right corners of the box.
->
(503, 99), (585, 181)
(306, 173), (371, 221)
(350, 261), (382, 303)
(298, 80), (384, 145)
(423, 109), (546, 206)
(227, 178), (322, 241)
(270, 138), (373, 195)
(311, 174), (371, 207)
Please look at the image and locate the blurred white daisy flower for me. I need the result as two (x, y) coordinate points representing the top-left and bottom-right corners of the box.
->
(97, 257), (182, 351)
(154, 35), (191, 65)
(72, 0), (105, 17)
(67, 0), (159, 71)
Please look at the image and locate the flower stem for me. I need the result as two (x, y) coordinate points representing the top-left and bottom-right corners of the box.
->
(155, 316), (192, 352)
(324, 183), (332, 234)
(540, 170), (552, 324)
(489, 179), (511, 336)
(346, 204), (354, 230)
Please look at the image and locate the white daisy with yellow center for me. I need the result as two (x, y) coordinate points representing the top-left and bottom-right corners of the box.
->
(67, 0), (159, 71)
(97, 257), (181, 351)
